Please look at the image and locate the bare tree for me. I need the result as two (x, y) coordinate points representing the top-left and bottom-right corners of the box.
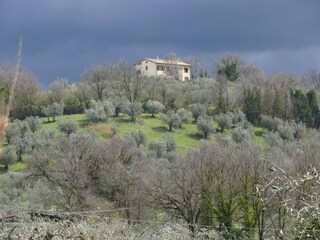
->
(164, 52), (180, 80)
(184, 56), (203, 80)
(306, 69), (320, 90)
(95, 137), (146, 223)
(213, 75), (228, 112)
(26, 134), (98, 211)
(48, 78), (71, 103)
(82, 63), (115, 101)
(117, 59), (145, 103)
(0, 64), (41, 119)
(147, 154), (203, 234)
(74, 82), (95, 109)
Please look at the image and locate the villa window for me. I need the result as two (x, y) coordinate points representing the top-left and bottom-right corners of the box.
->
(146, 66), (148, 70)
(184, 68), (188, 73)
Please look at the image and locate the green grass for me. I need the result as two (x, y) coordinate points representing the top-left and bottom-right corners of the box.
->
(0, 113), (270, 175)
(42, 114), (90, 132)
(0, 161), (27, 173)
(41, 113), (268, 154)
(10, 161), (27, 172)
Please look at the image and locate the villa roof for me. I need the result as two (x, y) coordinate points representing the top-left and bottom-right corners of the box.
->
(135, 58), (191, 66)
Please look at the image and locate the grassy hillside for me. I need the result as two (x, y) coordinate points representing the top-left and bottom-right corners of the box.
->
(42, 113), (265, 154)
(0, 113), (267, 173)
(42, 113), (202, 154)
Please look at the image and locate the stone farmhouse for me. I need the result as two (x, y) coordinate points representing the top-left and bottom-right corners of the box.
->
(134, 57), (191, 81)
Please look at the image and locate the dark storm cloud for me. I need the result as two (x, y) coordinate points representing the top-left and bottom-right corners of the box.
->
(1, 0), (320, 85)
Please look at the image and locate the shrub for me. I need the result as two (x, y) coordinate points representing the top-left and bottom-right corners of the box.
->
(30, 130), (56, 150)
(232, 127), (252, 143)
(89, 124), (113, 138)
(148, 135), (176, 158)
(128, 130), (147, 147)
(228, 110), (247, 124)
(85, 100), (114, 122)
(85, 107), (106, 122)
(148, 141), (167, 158)
(264, 132), (283, 147)
(101, 100), (115, 116)
(111, 125), (119, 136)
(290, 121), (306, 140)
(260, 115), (283, 132)
(58, 120), (78, 136)
(160, 135), (176, 152)
(277, 125), (295, 141)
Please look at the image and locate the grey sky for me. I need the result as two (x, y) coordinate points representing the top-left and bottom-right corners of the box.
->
(1, 0), (320, 86)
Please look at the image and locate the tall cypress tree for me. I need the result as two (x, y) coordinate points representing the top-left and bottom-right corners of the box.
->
(291, 89), (308, 124)
(244, 88), (261, 124)
(307, 90), (319, 127)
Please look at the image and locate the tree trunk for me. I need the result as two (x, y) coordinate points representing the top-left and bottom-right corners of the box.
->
(4, 162), (8, 172)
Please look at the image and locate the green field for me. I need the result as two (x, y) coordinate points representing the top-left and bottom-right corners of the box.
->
(42, 113), (203, 153)
(0, 113), (267, 173)
(41, 113), (266, 153)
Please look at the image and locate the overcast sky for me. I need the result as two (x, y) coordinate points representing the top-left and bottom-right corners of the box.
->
(1, 0), (320, 87)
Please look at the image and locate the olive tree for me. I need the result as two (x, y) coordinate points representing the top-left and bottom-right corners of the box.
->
(0, 146), (17, 171)
(41, 102), (64, 122)
(197, 115), (215, 139)
(148, 141), (167, 158)
(177, 108), (192, 127)
(145, 100), (164, 118)
(215, 113), (232, 132)
(85, 99), (115, 122)
(58, 120), (78, 136)
(161, 111), (181, 131)
(111, 97), (128, 117)
(5, 119), (30, 144)
(13, 134), (31, 161)
(128, 130), (147, 147)
(25, 116), (42, 133)
(123, 102), (143, 122)
(232, 127), (252, 143)
(160, 135), (176, 153)
(190, 103), (206, 122)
